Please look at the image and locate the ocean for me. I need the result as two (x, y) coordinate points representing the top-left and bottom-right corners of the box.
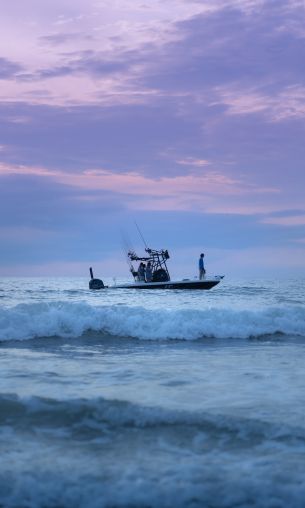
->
(0, 276), (305, 508)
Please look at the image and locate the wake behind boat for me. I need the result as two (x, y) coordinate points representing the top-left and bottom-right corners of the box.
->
(89, 245), (224, 290)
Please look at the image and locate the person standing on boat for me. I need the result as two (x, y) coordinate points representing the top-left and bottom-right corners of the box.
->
(145, 261), (153, 283)
(138, 263), (145, 281)
(199, 253), (206, 280)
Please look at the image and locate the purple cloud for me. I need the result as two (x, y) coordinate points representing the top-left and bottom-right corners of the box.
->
(39, 32), (94, 46)
(0, 57), (23, 79)
(0, 0), (305, 274)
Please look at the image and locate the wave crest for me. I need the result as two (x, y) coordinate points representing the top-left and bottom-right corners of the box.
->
(1, 393), (302, 441)
(0, 301), (305, 341)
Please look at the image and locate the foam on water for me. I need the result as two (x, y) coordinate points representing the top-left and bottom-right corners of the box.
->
(1, 394), (305, 508)
(1, 278), (305, 507)
(0, 301), (305, 341)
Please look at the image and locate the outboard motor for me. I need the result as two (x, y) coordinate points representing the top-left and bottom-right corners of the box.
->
(89, 267), (105, 290)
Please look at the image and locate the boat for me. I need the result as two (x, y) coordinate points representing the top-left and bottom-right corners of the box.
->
(89, 246), (224, 290)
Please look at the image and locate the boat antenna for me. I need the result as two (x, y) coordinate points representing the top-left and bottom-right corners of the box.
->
(134, 221), (148, 249)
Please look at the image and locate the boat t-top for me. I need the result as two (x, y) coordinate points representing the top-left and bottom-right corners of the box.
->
(89, 245), (224, 290)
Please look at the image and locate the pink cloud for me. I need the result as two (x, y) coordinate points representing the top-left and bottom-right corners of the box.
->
(214, 84), (305, 122)
(0, 162), (58, 177)
(1, 0), (296, 108)
(0, 161), (283, 214)
(261, 215), (305, 226)
(0, 160), (277, 196)
(0, 0), (215, 107)
(175, 157), (211, 167)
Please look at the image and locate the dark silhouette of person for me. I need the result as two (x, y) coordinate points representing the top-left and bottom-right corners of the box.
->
(199, 253), (206, 280)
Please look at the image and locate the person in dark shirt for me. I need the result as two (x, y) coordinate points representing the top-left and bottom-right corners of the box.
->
(138, 263), (145, 281)
(199, 253), (206, 280)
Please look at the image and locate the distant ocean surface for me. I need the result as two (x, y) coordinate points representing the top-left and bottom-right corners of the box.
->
(1, 276), (305, 508)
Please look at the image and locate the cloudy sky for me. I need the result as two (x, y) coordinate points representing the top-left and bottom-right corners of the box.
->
(1, 0), (305, 277)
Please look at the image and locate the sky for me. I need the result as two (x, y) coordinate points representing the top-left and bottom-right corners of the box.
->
(1, 0), (305, 278)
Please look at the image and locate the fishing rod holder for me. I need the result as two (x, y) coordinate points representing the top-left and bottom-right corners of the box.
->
(127, 247), (170, 282)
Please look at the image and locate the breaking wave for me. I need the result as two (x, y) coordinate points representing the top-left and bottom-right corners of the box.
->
(2, 394), (305, 508)
(1, 393), (304, 442)
(0, 301), (305, 342)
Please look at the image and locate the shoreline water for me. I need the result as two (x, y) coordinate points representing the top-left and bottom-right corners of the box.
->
(0, 277), (305, 507)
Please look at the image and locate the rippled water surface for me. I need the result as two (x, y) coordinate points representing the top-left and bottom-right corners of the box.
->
(0, 276), (305, 507)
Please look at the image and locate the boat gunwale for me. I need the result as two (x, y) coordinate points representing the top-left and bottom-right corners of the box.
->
(111, 277), (223, 290)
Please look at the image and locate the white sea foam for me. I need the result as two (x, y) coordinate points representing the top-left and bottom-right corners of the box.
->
(0, 301), (305, 341)
(1, 395), (305, 508)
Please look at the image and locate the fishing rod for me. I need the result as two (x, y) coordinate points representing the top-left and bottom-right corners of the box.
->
(134, 221), (148, 249)
(120, 228), (134, 270)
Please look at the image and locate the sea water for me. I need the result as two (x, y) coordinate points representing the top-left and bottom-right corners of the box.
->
(0, 276), (305, 507)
